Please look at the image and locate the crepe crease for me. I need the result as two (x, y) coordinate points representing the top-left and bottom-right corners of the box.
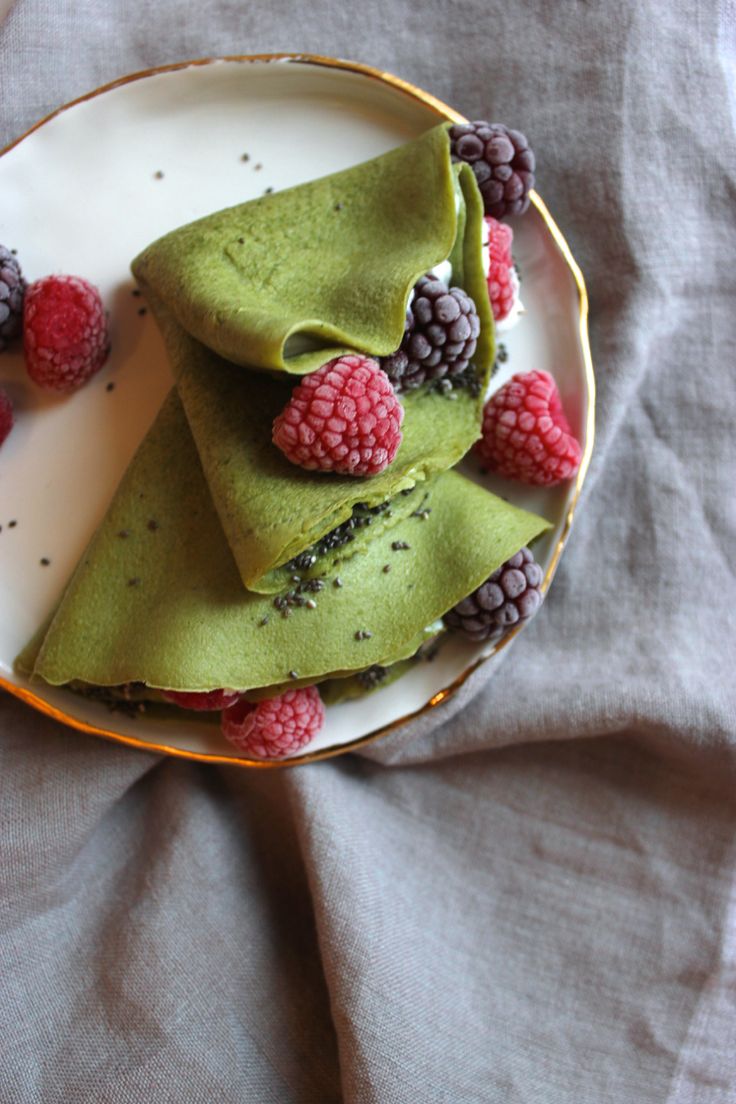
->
(19, 124), (550, 695)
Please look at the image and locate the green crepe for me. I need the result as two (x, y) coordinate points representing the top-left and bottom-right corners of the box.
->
(24, 391), (550, 694)
(133, 123), (494, 590)
(132, 124), (493, 377)
(156, 302), (487, 592)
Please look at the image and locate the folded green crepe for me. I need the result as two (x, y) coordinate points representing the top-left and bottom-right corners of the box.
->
(133, 124), (494, 591)
(132, 124), (493, 377)
(22, 391), (550, 694)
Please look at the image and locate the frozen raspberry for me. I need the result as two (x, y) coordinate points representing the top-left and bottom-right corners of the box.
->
(221, 686), (325, 759)
(161, 688), (242, 711)
(444, 547), (544, 642)
(273, 354), (404, 475)
(23, 274), (109, 392)
(0, 386), (13, 447)
(380, 275), (480, 391)
(478, 369), (582, 486)
(449, 122), (535, 219)
(484, 216), (517, 323)
(0, 246), (25, 350)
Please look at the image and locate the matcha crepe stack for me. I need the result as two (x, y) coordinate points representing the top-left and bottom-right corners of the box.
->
(18, 124), (550, 756)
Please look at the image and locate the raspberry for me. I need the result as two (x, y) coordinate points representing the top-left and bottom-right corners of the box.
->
(0, 246), (25, 351)
(380, 275), (480, 392)
(273, 354), (404, 475)
(477, 369), (582, 486)
(449, 122), (535, 219)
(23, 274), (109, 392)
(0, 387), (13, 447)
(484, 216), (517, 323)
(444, 547), (544, 642)
(221, 686), (325, 759)
(161, 688), (242, 711)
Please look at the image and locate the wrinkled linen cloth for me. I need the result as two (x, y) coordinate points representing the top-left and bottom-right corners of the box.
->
(1, 1), (735, 1101)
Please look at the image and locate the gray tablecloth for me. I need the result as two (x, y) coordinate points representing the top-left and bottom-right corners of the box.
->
(1, 2), (735, 1101)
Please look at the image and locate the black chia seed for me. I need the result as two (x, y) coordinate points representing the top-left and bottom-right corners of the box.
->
(138, 307), (147, 316)
(333, 577), (343, 588)
(357, 665), (387, 689)
(127, 577), (141, 587)
(241, 153), (250, 162)
(117, 530), (129, 539)
(497, 343), (508, 363)
(147, 519), (159, 531)
(106, 381), (115, 392)
(40, 557), (50, 566)
(153, 170), (164, 180)
(354, 630), (373, 641)
(259, 616), (269, 626)
(383, 564), (391, 573)
(392, 541), (411, 551)
(289, 670), (299, 680)
(8, 520), (17, 528)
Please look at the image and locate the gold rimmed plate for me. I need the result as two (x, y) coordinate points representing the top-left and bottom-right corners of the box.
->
(0, 55), (594, 766)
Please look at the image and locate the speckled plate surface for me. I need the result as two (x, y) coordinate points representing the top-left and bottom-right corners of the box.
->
(0, 55), (594, 766)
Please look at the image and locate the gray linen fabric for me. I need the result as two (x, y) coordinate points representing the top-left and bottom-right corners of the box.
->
(1, 1), (735, 1101)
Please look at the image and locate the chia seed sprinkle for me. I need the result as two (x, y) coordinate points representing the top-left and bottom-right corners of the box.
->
(241, 153), (250, 162)
(147, 519), (159, 531)
(392, 540), (411, 551)
(254, 163), (263, 171)
(333, 577), (343, 588)
(306, 599), (317, 609)
(334, 202), (343, 211)
(138, 307), (147, 316)
(497, 343), (508, 363)
(383, 564), (391, 573)
(117, 530), (129, 539)
(8, 520), (17, 528)
(259, 616), (269, 626)
(264, 187), (273, 194)
(289, 670), (299, 680)
(153, 170), (164, 180)
(127, 577), (140, 587)
(354, 630), (373, 641)
(131, 288), (141, 297)
(106, 382), (115, 392)
(40, 557), (50, 566)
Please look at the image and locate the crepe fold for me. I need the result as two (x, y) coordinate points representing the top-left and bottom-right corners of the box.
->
(132, 124), (495, 591)
(23, 391), (550, 694)
(131, 124), (493, 377)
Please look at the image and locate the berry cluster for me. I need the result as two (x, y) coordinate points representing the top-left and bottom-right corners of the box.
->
(449, 121), (535, 219)
(477, 369), (582, 486)
(273, 353), (404, 476)
(380, 275), (480, 392)
(444, 547), (543, 642)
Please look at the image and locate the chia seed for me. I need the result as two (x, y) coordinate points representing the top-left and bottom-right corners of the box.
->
(354, 630), (373, 641)
(8, 520), (17, 528)
(127, 577), (141, 587)
(40, 557), (50, 566)
(357, 665), (387, 689)
(153, 170), (164, 180)
(106, 382), (115, 392)
(383, 564), (391, 573)
(147, 519), (159, 531)
(392, 541), (411, 551)
(289, 670), (299, 680)
(333, 577), (343, 588)
(138, 307), (147, 316)
(497, 343), (508, 363)
(117, 530), (129, 539)
(305, 599), (317, 609)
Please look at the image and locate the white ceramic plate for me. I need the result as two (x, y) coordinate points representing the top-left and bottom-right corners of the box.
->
(0, 55), (594, 766)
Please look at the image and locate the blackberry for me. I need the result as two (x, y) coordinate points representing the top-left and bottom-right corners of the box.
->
(449, 122), (535, 219)
(380, 275), (480, 392)
(444, 547), (543, 642)
(0, 246), (25, 351)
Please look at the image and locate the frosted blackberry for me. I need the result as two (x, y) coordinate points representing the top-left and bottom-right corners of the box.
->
(449, 122), (535, 219)
(0, 246), (25, 350)
(380, 275), (480, 391)
(444, 547), (543, 641)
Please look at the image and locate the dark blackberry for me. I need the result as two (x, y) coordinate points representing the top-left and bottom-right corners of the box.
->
(444, 547), (543, 642)
(380, 275), (480, 392)
(449, 122), (535, 219)
(0, 246), (25, 350)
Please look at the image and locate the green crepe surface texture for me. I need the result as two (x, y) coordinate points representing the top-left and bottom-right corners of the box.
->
(132, 124), (493, 378)
(26, 390), (550, 694)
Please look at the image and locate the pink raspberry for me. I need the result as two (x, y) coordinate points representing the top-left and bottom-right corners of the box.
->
(161, 688), (242, 711)
(484, 216), (516, 323)
(0, 387), (12, 447)
(273, 354), (404, 476)
(478, 369), (582, 486)
(23, 274), (109, 392)
(221, 686), (325, 759)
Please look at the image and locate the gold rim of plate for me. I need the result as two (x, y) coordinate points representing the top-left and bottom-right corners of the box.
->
(0, 53), (596, 768)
